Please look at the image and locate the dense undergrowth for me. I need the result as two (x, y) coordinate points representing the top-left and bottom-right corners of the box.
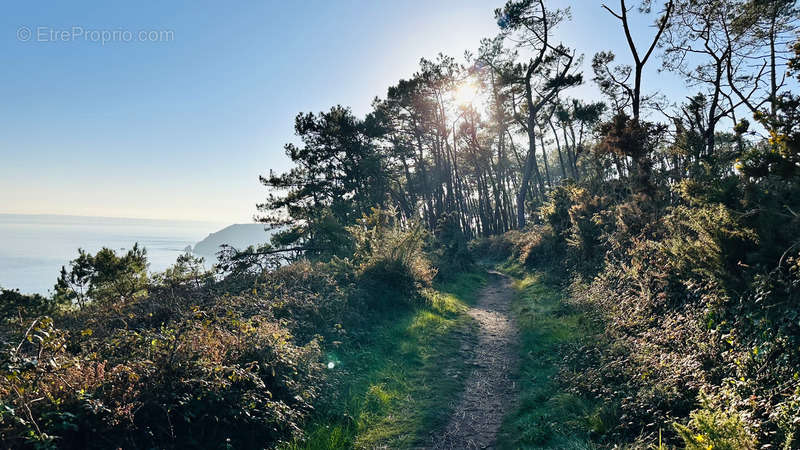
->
(473, 144), (800, 448)
(0, 209), (476, 449)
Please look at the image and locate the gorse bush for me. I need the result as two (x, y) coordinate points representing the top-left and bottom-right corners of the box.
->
(516, 225), (562, 269)
(660, 204), (757, 292)
(674, 392), (756, 450)
(349, 208), (436, 309)
(263, 261), (351, 343)
(428, 212), (473, 279)
(511, 185), (606, 277)
(519, 194), (800, 446)
(468, 230), (519, 262)
(0, 289), (58, 328)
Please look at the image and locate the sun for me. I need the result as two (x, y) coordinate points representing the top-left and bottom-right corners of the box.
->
(453, 81), (479, 107)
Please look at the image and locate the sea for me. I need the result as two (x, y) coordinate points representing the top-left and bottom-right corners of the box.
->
(0, 214), (226, 295)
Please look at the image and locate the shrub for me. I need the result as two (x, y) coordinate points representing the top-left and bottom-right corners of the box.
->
(0, 289), (59, 327)
(660, 204), (756, 291)
(429, 212), (473, 278)
(513, 185), (608, 276)
(348, 208), (436, 309)
(261, 261), (351, 343)
(0, 248), (356, 448)
(674, 392), (756, 450)
(515, 225), (563, 269)
(469, 232), (517, 262)
(0, 305), (324, 449)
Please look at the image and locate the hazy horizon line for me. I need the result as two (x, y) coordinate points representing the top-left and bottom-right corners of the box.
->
(0, 211), (242, 225)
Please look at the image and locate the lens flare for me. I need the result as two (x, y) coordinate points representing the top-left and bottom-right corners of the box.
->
(453, 81), (479, 106)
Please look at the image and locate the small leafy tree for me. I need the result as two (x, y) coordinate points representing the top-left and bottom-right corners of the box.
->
(54, 244), (149, 308)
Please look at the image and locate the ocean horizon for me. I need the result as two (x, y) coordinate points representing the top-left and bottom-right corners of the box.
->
(0, 213), (228, 295)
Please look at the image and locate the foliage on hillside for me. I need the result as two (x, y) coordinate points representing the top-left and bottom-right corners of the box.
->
(483, 85), (800, 446)
(0, 212), (452, 449)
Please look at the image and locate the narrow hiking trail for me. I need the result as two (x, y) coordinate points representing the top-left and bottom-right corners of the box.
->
(429, 271), (519, 449)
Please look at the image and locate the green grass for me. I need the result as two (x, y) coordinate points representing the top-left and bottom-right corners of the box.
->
(496, 263), (598, 450)
(283, 270), (486, 450)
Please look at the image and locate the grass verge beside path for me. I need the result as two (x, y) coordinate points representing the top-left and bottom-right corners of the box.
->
(496, 263), (598, 449)
(284, 270), (486, 450)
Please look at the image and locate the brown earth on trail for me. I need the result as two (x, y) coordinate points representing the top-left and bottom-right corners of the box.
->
(426, 271), (519, 449)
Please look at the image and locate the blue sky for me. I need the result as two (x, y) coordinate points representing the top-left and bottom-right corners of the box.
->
(1, 1), (686, 223)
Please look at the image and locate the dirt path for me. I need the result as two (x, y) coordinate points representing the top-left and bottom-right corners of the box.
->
(427, 271), (519, 449)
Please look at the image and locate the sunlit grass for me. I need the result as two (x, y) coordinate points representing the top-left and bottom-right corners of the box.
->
(497, 270), (598, 449)
(283, 270), (486, 449)
(434, 270), (486, 306)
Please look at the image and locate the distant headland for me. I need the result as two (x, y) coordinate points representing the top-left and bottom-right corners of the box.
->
(192, 223), (274, 262)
